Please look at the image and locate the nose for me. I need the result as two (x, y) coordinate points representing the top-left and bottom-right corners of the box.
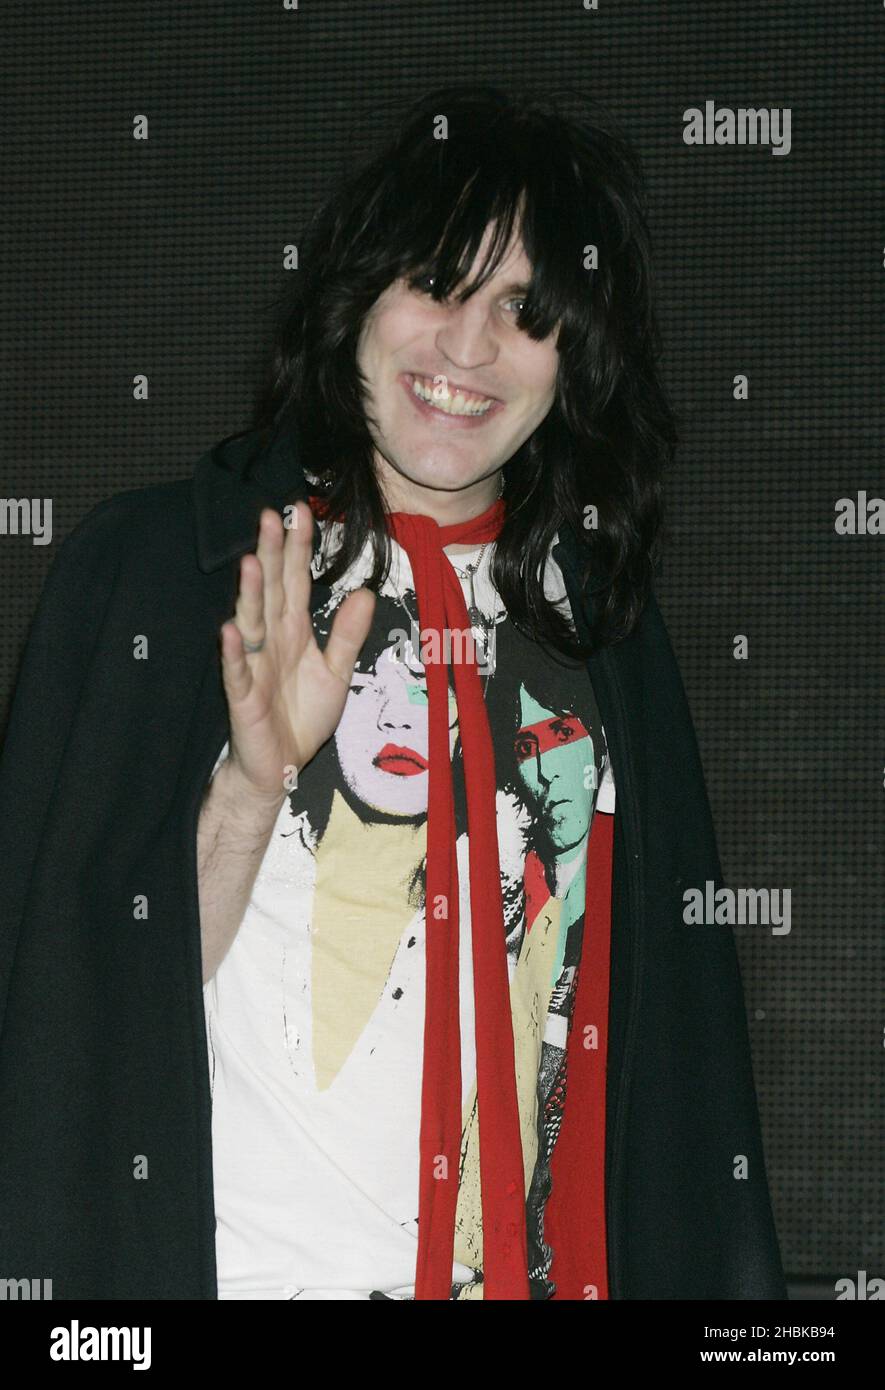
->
(535, 758), (564, 795)
(435, 295), (501, 372)
(377, 681), (416, 733)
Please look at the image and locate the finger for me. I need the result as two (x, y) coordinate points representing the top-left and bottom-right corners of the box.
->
(323, 587), (376, 686)
(254, 507), (285, 629)
(232, 552), (266, 650)
(219, 620), (254, 705)
(281, 499), (315, 619)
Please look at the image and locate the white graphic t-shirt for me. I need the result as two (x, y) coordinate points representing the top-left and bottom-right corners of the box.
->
(203, 521), (616, 1299)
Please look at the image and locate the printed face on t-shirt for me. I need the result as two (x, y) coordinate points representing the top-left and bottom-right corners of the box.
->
(334, 638), (459, 817)
(513, 686), (594, 855)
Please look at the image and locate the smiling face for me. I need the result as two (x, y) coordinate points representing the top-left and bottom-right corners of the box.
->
(335, 638), (459, 817)
(355, 223), (561, 516)
(514, 687), (594, 855)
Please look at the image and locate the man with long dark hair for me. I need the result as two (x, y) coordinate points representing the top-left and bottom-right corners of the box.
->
(0, 83), (787, 1300)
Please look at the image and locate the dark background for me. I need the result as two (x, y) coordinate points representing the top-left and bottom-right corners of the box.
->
(3, 0), (883, 1296)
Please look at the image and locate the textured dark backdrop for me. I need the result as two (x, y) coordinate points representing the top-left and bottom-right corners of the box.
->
(3, 0), (883, 1291)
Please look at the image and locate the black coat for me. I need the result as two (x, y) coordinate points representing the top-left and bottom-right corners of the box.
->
(0, 420), (788, 1299)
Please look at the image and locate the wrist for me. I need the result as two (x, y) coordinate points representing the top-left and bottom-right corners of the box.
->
(211, 758), (288, 823)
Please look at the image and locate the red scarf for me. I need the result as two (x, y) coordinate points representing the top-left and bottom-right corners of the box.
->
(309, 490), (612, 1300)
(391, 493), (531, 1300)
(546, 805), (612, 1299)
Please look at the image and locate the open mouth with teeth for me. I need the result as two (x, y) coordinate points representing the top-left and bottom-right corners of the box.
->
(404, 372), (498, 417)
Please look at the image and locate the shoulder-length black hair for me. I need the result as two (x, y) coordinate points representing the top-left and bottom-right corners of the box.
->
(247, 81), (677, 652)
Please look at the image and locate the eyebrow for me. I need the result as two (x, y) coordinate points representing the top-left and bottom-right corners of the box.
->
(457, 278), (531, 298)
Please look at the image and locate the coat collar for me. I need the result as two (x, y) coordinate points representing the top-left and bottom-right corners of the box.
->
(194, 410), (313, 575)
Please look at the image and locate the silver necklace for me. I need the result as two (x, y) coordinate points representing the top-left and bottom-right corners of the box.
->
(390, 475), (505, 694)
(392, 542), (501, 695)
(451, 539), (491, 627)
(445, 475), (505, 681)
(447, 541), (500, 677)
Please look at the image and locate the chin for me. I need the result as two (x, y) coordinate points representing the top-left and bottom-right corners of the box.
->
(402, 461), (497, 493)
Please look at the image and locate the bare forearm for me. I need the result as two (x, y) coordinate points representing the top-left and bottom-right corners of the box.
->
(197, 761), (284, 983)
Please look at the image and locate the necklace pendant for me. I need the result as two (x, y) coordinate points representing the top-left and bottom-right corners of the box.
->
(478, 627), (496, 676)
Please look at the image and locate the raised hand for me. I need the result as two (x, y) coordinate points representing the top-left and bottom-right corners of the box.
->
(218, 501), (376, 804)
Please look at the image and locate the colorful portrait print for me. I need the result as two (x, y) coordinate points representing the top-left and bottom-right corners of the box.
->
(298, 583), (461, 829)
(513, 687), (596, 860)
(336, 626), (460, 819)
